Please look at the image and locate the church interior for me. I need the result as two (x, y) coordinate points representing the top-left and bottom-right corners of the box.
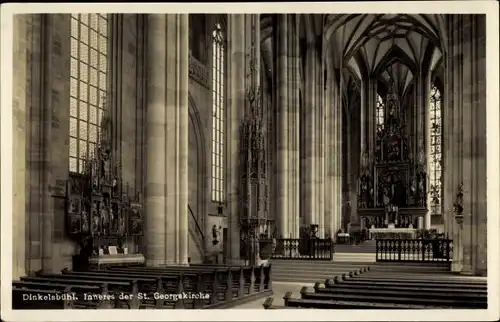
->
(9, 13), (489, 310)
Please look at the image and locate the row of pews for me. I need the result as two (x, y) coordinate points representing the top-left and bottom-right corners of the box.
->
(263, 266), (487, 309)
(13, 263), (272, 309)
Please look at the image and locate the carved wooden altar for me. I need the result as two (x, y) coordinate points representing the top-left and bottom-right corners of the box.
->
(66, 112), (143, 261)
(358, 77), (427, 229)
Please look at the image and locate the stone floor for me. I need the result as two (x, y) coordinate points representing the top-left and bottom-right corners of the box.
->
(233, 282), (308, 309)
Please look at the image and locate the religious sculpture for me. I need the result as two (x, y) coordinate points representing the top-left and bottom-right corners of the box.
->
(212, 225), (221, 246)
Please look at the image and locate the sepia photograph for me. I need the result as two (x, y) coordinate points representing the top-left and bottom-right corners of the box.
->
(1, 2), (499, 321)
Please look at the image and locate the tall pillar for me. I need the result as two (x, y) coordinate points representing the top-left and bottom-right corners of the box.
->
(276, 14), (289, 238)
(446, 15), (487, 276)
(334, 74), (343, 238)
(288, 17), (301, 238)
(421, 71), (432, 230)
(227, 14), (246, 262)
(12, 14), (29, 279)
(447, 15), (464, 272)
(365, 78), (377, 160)
(145, 14), (168, 266)
(145, 14), (189, 266)
(317, 57), (325, 238)
(301, 44), (317, 227)
(324, 71), (333, 238)
(176, 14), (190, 265)
(359, 80), (366, 157)
(459, 15), (486, 275)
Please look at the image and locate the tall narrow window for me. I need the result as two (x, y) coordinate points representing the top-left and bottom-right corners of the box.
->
(429, 85), (442, 216)
(376, 94), (385, 132)
(69, 14), (109, 173)
(211, 23), (225, 203)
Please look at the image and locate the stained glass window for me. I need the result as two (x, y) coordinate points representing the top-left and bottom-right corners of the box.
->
(376, 94), (385, 132)
(70, 14), (108, 173)
(211, 22), (225, 203)
(429, 85), (442, 215)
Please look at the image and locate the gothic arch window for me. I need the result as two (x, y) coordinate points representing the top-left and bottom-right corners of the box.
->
(376, 94), (385, 132)
(69, 14), (109, 173)
(429, 85), (442, 216)
(211, 22), (225, 203)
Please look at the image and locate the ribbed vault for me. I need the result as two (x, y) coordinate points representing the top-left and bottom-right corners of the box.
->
(260, 14), (445, 96)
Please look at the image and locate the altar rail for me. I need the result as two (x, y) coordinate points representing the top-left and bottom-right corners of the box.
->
(376, 239), (453, 263)
(271, 238), (334, 261)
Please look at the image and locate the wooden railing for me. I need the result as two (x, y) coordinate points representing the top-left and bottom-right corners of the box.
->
(271, 238), (334, 261)
(376, 238), (453, 263)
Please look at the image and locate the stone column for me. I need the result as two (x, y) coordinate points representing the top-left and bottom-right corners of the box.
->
(324, 71), (333, 238)
(176, 14), (190, 265)
(366, 78), (377, 160)
(145, 14), (168, 266)
(301, 44), (317, 227)
(325, 69), (342, 240)
(446, 15), (487, 276)
(227, 14), (246, 262)
(276, 14), (289, 238)
(288, 17), (301, 238)
(421, 71), (432, 230)
(447, 14), (464, 272)
(317, 57), (325, 238)
(145, 14), (189, 266)
(12, 14), (29, 279)
(334, 74), (343, 238)
(359, 80), (366, 157)
(459, 15), (486, 275)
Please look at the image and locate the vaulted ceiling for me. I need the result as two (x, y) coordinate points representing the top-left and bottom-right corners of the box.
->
(260, 14), (445, 96)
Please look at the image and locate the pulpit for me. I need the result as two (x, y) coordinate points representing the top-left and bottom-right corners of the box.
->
(358, 77), (427, 236)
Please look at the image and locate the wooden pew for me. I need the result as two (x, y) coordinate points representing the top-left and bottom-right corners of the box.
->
(280, 292), (426, 309)
(13, 281), (108, 309)
(313, 284), (486, 303)
(189, 264), (272, 292)
(12, 288), (75, 310)
(21, 276), (136, 309)
(349, 273), (488, 285)
(299, 286), (487, 309)
(315, 281), (487, 296)
(106, 266), (254, 307)
(53, 270), (162, 309)
(105, 264), (271, 308)
(108, 264), (267, 297)
(333, 278), (487, 290)
(64, 269), (191, 309)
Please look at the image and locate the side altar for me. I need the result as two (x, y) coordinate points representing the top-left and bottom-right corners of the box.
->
(357, 78), (428, 239)
(66, 111), (145, 269)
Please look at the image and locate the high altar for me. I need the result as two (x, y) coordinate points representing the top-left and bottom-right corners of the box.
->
(358, 78), (428, 239)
